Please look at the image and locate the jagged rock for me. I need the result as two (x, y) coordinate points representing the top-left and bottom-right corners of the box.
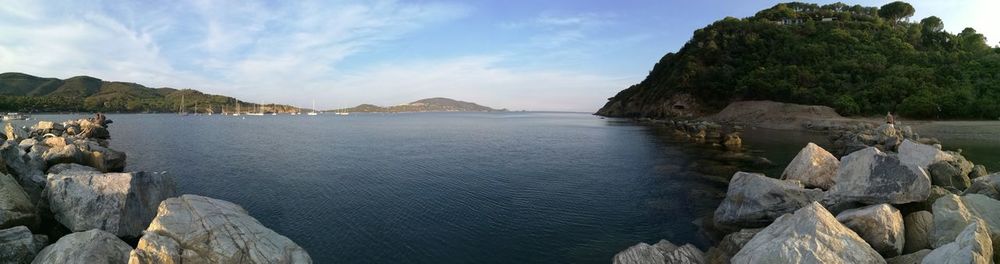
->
(0, 226), (42, 264)
(898, 139), (953, 170)
(46, 163), (99, 175)
(612, 239), (704, 264)
(74, 140), (126, 172)
(970, 165), (988, 179)
(930, 194), (1000, 262)
(965, 173), (1000, 199)
(731, 202), (884, 264)
(0, 173), (35, 229)
(887, 249), (931, 264)
(904, 211), (933, 254)
(923, 219), (993, 264)
(714, 172), (824, 227)
(41, 137), (68, 149)
(947, 152), (975, 179)
(128, 195), (311, 263)
(826, 147), (931, 205)
(929, 161), (971, 190)
(16, 139), (36, 151)
(705, 228), (760, 264)
(781, 142), (839, 190)
(835, 204), (905, 257)
(33, 229), (131, 264)
(0, 142), (45, 204)
(40, 145), (82, 167)
(4, 123), (27, 141)
(46, 171), (176, 237)
(32, 234), (48, 255)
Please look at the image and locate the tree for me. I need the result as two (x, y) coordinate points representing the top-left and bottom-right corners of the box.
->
(920, 16), (943, 33)
(878, 1), (915, 24)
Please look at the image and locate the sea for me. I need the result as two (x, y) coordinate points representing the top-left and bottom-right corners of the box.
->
(13, 112), (999, 263)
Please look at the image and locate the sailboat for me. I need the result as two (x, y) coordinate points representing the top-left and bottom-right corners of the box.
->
(335, 108), (350, 116)
(179, 95), (189, 116)
(307, 100), (319, 115)
(233, 102), (241, 116)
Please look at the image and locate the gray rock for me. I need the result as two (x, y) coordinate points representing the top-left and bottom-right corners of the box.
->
(41, 137), (68, 149)
(705, 228), (760, 264)
(923, 219), (992, 264)
(40, 145), (82, 167)
(4, 123), (27, 142)
(32, 229), (131, 264)
(826, 147), (931, 205)
(46, 163), (99, 175)
(714, 172), (824, 227)
(0, 142), (45, 204)
(929, 161), (970, 190)
(930, 194), (1000, 262)
(16, 139), (36, 152)
(898, 139), (954, 169)
(0, 226), (41, 264)
(835, 204), (905, 257)
(781, 142), (839, 190)
(45, 171), (176, 237)
(904, 211), (933, 254)
(965, 173), (1000, 199)
(887, 249), (931, 264)
(612, 239), (705, 264)
(970, 165), (988, 179)
(31, 235), (47, 255)
(731, 202), (884, 264)
(129, 195), (311, 263)
(0, 173), (35, 229)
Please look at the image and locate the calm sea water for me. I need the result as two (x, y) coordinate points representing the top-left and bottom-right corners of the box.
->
(15, 113), (998, 263)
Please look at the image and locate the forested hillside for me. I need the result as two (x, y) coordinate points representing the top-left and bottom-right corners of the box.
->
(0, 72), (299, 113)
(597, 1), (1000, 119)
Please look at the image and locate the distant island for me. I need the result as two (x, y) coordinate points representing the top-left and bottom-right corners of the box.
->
(597, 2), (1000, 120)
(0, 72), (301, 113)
(340, 97), (506, 113)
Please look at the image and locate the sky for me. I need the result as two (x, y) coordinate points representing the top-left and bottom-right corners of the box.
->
(1, 0), (997, 111)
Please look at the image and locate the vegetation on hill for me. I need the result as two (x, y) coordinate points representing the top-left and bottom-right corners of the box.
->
(597, 1), (1000, 119)
(344, 97), (504, 113)
(0, 73), (300, 113)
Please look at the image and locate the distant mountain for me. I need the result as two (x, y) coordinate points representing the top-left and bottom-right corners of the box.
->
(0, 72), (300, 113)
(342, 97), (504, 113)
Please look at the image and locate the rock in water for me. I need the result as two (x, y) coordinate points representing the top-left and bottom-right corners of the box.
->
(0, 226), (42, 264)
(45, 171), (176, 237)
(705, 228), (760, 264)
(904, 211), (933, 254)
(930, 194), (1000, 262)
(835, 204), (905, 257)
(40, 145), (82, 167)
(825, 147), (931, 205)
(0, 173), (35, 229)
(612, 239), (704, 264)
(731, 202), (884, 264)
(129, 195), (311, 263)
(887, 249), (931, 264)
(923, 219), (993, 264)
(714, 172), (824, 227)
(33, 229), (131, 264)
(964, 173), (1000, 199)
(781, 142), (839, 190)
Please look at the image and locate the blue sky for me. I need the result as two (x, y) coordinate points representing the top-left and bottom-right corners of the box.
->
(1, 0), (997, 111)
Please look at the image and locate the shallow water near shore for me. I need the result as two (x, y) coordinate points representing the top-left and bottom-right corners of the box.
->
(13, 113), (999, 263)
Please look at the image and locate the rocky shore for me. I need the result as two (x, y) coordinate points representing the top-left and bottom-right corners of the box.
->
(0, 117), (311, 263)
(614, 117), (995, 263)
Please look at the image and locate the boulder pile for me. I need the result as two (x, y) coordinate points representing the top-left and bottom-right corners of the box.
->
(0, 116), (311, 263)
(615, 138), (994, 263)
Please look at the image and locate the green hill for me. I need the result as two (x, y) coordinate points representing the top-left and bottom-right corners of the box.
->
(597, 1), (1000, 119)
(0, 72), (299, 113)
(344, 97), (503, 113)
